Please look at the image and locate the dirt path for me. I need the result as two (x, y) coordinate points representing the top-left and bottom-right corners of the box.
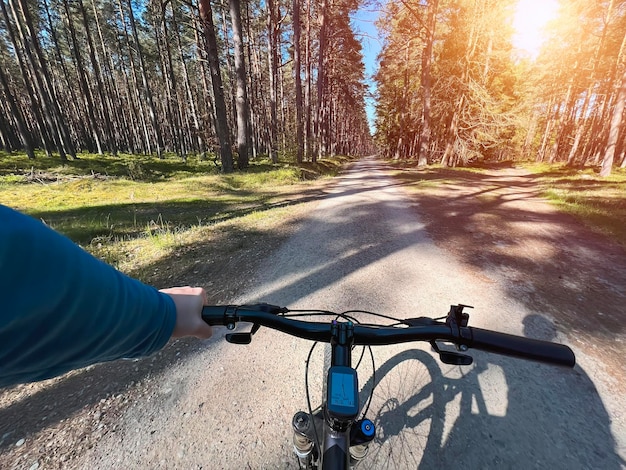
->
(1, 158), (625, 469)
(397, 165), (626, 389)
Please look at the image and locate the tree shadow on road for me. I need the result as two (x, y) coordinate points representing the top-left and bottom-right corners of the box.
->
(391, 166), (626, 340)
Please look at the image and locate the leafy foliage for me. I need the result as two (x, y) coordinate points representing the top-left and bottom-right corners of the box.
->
(374, 0), (626, 175)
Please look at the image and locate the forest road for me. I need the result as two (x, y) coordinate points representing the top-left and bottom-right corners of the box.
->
(75, 156), (625, 469)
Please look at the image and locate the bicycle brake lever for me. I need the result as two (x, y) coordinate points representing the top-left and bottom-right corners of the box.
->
(439, 351), (473, 366)
(226, 323), (261, 345)
(430, 340), (473, 366)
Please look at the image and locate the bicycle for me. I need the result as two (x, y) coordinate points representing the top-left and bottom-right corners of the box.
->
(201, 303), (575, 470)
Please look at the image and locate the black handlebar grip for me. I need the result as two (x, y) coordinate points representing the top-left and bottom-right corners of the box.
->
(469, 327), (575, 367)
(201, 305), (234, 326)
(201, 304), (288, 327)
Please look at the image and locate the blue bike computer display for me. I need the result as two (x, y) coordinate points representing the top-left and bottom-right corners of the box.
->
(326, 366), (359, 420)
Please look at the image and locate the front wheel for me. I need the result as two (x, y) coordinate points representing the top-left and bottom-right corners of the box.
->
(357, 348), (443, 469)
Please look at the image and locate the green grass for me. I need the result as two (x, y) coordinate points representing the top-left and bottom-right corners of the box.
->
(0, 151), (350, 275)
(528, 165), (626, 245)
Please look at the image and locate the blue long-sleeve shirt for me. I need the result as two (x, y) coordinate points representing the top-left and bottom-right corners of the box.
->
(0, 205), (176, 388)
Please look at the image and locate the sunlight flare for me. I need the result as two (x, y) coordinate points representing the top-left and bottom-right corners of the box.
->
(513, 0), (559, 58)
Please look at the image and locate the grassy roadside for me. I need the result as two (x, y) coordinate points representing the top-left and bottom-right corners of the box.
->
(0, 152), (351, 286)
(523, 164), (626, 246)
(386, 161), (626, 247)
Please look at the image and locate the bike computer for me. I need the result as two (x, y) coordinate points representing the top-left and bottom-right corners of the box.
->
(326, 366), (359, 421)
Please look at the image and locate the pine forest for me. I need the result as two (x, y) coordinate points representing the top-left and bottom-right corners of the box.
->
(0, 0), (625, 176)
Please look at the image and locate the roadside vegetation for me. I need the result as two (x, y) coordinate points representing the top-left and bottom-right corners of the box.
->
(530, 165), (626, 247)
(0, 152), (351, 284)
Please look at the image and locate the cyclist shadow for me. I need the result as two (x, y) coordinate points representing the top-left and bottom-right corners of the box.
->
(357, 318), (624, 469)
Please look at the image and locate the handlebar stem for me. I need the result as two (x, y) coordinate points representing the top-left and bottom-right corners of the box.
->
(330, 321), (354, 367)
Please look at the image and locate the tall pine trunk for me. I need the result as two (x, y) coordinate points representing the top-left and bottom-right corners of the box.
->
(292, 0), (304, 163)
(9, 0), (75, 159)
(78, 0), (116, 154)
(126, 0), (163, 158)
(230, 0), (249, 168)
(600, 66), (626, 177)
(418, 0), (438, 166)
(199, 0), (233, 172)
(173, 4), (204, 155)
(0, 63), (34, 158)
(63, 0), (102, 154)
(267, 0), (279, 163)
(315, 0), (328, 162)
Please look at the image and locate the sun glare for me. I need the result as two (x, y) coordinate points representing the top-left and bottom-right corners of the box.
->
(513, 0), (559, 58)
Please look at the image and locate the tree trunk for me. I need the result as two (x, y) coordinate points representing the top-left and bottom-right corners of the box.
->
(43, 0), (83, 150)
(566, 82), (593, 166)
(267, 0), (279, 163)
(63, 0), (102, 154)
(199, 0), (234, 172)
(600, 66), (626, 177)
(78, 0), (116, 154)
(292, 0), (304, 163)
(441, 2), (478, 166)
(193, 13), (217, 146)
(173, 4), (204, 155)
(9, 0), (75, 159)
(304, 0), (312, 160)
(91, 0), (124, 152)
(153, 3), (183, 157)
(244, 1), (259, 159)
(127, 0), (163, 158)
(0, 61), (34, 158)
(441, 95), (463, 166)
(315, 0), (328, 161)
(548, 78), (574, 163)
(117, 0), (151, 154)
(418, 0), (438, 167)
(230, 0), (250, 168)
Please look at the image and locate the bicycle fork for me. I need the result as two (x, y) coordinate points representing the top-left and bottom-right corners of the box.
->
(292, 410), (376, 468)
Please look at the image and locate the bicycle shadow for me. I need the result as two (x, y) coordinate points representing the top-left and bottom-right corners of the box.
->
(357, 335), (623, 468)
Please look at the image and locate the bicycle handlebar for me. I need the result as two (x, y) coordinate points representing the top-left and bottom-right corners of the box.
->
(201, 304), (576, 368)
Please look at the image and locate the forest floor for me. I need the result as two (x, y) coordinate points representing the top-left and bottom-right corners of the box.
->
(1, 158), (625, 468)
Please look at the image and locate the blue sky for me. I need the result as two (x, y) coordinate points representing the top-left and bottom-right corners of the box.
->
(351, 4), (383, 133)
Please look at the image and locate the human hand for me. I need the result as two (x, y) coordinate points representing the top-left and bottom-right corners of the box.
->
(160, 286), (214, 339)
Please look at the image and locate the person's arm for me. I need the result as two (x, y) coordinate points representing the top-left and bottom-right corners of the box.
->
(0, 205), (211, 387)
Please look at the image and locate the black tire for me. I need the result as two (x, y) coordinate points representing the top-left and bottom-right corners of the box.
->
(357, 348), (443, 469)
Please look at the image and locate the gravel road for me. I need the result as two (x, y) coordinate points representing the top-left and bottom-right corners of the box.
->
(75, 157), (626, 469)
